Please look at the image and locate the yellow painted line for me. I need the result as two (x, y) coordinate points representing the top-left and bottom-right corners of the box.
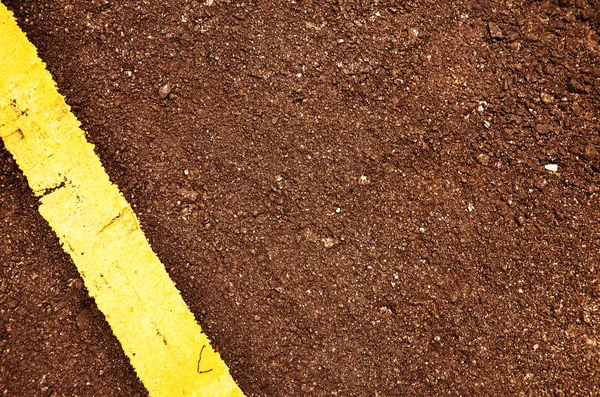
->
(0, 4), (245, 397)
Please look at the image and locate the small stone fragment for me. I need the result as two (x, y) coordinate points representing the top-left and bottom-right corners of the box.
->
(159, 83), (174, 99)
(544, 164), (558, 172)
(304, 228), (318, 243)
(477, 153), (490, 165)
(322, 237), (338, 249)
(488, 22), (503, 40)
(567, 78), (585, 93)
(540, 92), (555, 105)
(76, 309), (91, 331)
(534, 178), (547, 190)
(583, 144), (598, 160)
(177, 188), (198, 203)
(543, 63), (556, 75)
(563, 13), (576, 23)
(535, 123), (553, 135)
(524, 32), (539, 41)
(379, 306), (393, 316)
(581, 8), (596, 21)
(69, 277), (85, 290)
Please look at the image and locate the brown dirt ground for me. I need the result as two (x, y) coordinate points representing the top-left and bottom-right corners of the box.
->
(1, 0), (600, 396)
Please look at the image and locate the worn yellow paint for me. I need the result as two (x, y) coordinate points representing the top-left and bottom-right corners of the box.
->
(0, 4), (245, 397)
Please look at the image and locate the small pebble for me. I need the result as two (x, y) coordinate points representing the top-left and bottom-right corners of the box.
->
(69, 278), (85, 290)
(543, 63), (556, 75)
(567, 78), (585, 93)
(544, 164), (558, 172)
(304, 229), (318, 243)
(540, 92), (555, 105)
(583, 144), (598, 160)
(488, 22), (503, 39)
(477, 153), (490, 165)
(177, 188), (198, 202)
(322, 237), (337, 249)
(535, 123), (552, 135)
(581, 8), (595, 21)
(76, 309), (91, 331)
(159, 83), (173, 99)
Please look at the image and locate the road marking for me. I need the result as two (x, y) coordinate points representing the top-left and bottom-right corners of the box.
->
(0, 4), (245, 397)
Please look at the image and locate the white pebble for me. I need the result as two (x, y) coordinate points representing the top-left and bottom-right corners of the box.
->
(544, 164), (558, 172)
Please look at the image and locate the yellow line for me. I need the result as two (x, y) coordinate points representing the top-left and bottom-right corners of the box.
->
(0, 4), (245, 397)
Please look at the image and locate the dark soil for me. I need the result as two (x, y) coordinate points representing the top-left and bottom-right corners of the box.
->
(2, 0), (600, 396)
